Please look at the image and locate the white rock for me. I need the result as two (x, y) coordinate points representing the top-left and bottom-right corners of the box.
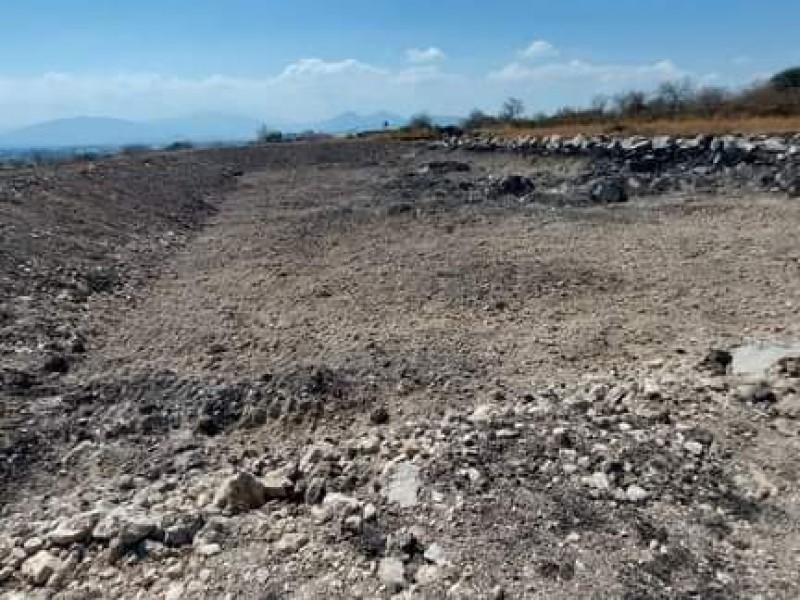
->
(684, 441), (705, 456)
(583, 472), (611, 491)
(378, 556), (406, 591)
(626, 485), (649, 503)
(468, 405), (494, 425)
(195, 543), (222, 557)
(384, 462), (421, 508)
(424, 542), (447, 565)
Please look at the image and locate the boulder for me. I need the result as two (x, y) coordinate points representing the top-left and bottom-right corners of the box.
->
(590, 178), (628, 203)
(213, 472), (268, 511)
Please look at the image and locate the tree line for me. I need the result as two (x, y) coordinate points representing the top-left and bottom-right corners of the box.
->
(461, 66), (800, 130)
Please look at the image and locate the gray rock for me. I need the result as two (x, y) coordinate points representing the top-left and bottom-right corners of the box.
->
(161, 513), (204, 547)
(213, 472), (268, 511)
(262, 473), (294, 500)
(49, 512), (101, 546)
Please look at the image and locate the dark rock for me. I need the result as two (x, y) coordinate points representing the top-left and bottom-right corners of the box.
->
(700, 349), (733, 376)
(421, 161), (471, 175)
(494, 175), (535, 197)
(42, 355), (70, 374)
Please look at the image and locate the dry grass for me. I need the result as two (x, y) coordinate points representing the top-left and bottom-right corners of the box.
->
(484, 116), (800, 138)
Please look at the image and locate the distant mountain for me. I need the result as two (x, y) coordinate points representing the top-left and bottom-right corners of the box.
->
(0, 117), (149, 148)
(0, 112), (464, 149)
(0, 114), (262, 149)
(299, 111), (406, 134)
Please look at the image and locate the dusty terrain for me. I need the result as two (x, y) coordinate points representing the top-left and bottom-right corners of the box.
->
(1, 140), (800, 599)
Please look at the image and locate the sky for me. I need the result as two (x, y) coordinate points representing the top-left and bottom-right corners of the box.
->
(0, 0), (798, 129)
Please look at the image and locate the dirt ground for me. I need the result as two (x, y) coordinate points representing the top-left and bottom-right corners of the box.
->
(1, 141), (800, 599)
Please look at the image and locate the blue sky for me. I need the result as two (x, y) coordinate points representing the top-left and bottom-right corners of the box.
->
(0, 0), (797, 127)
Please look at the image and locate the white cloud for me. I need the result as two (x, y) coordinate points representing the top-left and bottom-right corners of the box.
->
(276, 58), (387, 81)
(520, 40), (559, 60)
(489, 58), (685, 85)
(0, 52), (746, 130)
(406, 47), (447, 64)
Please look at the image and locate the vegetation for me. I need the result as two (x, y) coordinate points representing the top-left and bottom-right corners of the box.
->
(499, 97), (525, 122)
(255, 125), (284, 143)
(463, 66), (800, 134)
(407, 113), (434, 130)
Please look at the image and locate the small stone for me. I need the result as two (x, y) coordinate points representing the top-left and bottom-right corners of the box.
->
(343, 515), (363, 532)
(626, 485), (649, 503)
(378, 556), (406, 591)
(416, 565), (442, 585)
(370, 406), (390, 425)
(468, 405), (494, 425)
(363, 503), (378, 522)
(21, 550), (63, 586)
(195, 543), (222, 557)
(322, 493), (360, 515)
(684, 441), (705, 456)
(23, 537), (44, 555)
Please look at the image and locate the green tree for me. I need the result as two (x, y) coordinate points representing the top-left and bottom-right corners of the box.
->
(771, 67), (800, 91)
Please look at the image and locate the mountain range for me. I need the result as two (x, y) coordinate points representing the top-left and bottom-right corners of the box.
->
(0, 112), (459, 149)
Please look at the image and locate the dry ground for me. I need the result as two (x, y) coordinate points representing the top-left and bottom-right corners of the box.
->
(1, 141), (800, 598)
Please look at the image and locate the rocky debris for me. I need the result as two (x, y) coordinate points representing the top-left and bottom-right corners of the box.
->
(2, 344), (800, 597)
(445, 132), (800, 199)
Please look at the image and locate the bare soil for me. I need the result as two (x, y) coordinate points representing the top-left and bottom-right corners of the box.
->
(1, 141), (799, 599)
